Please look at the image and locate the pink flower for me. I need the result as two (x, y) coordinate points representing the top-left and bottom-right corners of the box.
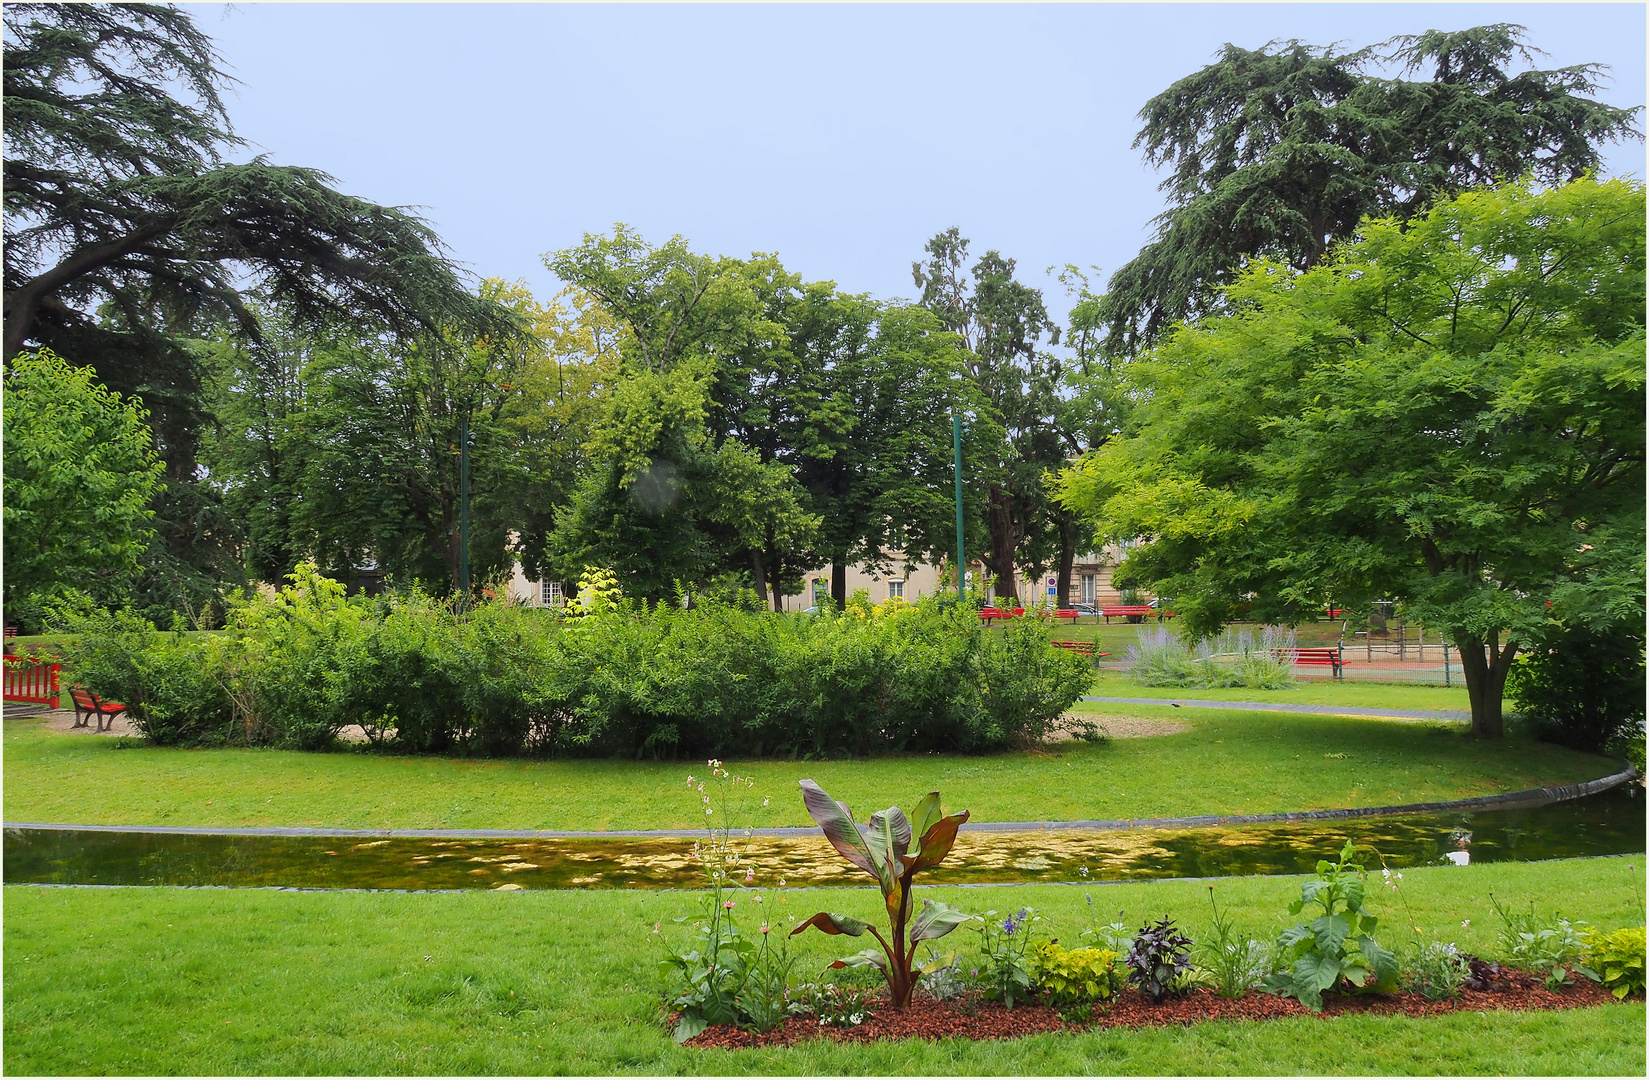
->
(724, 900), (735, 910)
(760, 923), (770, 935)
(744, 870), (755, 884)
(652, 922), (660, 934)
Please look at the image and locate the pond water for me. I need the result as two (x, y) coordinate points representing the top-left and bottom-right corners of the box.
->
(6, 786), (1641, 893)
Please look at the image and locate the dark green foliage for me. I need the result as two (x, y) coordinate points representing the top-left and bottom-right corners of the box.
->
(1506, 623), (1646, 757)
(1099, 24), (1644, 354)
(61, 575), (1091, 758)
(1125, 918), (1193, 1003)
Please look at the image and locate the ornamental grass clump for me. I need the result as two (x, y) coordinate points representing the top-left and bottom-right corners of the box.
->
(789, 781), (972, 1009)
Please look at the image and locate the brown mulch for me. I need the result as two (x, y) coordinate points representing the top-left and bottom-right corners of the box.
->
(684, 975), (1629, 1050)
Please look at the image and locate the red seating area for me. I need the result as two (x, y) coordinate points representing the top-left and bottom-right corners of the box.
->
(3, 655), (61, 707)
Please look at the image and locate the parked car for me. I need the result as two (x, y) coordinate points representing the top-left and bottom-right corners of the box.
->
(1069, 603), (1102, 618)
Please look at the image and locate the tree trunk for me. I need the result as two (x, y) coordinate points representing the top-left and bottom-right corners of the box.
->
(750, 549), (768, 608)
(831, 560), (847, 608)
(1055, 517), (1079, 608)
(1452, 629), (1519, 737)
(986, 485), (1018, 604)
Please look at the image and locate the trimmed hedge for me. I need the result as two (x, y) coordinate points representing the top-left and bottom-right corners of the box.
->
(61, 566), (1091, 758)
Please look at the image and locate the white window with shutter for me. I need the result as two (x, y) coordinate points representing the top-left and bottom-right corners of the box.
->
(541, 580), (564, 607)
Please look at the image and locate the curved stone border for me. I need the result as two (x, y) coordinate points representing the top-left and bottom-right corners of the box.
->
(5, 763), (1637, 841)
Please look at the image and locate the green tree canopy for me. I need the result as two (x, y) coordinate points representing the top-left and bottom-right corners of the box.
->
(1056, 177), (1646, 736)
(2, 349), (165, 625)
(1098, 24), (1643, 356)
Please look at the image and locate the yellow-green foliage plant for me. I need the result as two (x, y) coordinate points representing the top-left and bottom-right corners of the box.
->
(1588, 926), (1646, 999)
(1032, 941), (1124, 1008)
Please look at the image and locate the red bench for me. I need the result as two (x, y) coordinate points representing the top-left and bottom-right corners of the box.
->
(979, 606), (1027, 622)
(1052, 640), (1113, 659)
(3, 626), (17, 639)
(1100, 605), (1174, 623)
(69, 687), (127, 732)
(3, 655), (61, 706)
(1324, 608), (1345, 619)
(1278, 646), (1344, 678)
(1053, 608), (1081, 624)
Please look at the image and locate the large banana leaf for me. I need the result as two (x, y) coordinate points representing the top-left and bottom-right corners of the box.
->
(790, 912), (872, 937)
(908, 792), (942, 853)
(798, 780), (877, 876)
(910, 898), (972, 943)
(911, 810), (970, 871)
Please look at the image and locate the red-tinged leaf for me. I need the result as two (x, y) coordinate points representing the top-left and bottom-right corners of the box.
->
(798, 780), (877, 877)
(912, 810), (969, 870)
(790, 911), (872, 938)
(909, 793), (942, 853)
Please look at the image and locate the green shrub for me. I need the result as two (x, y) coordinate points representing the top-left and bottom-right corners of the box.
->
(59, 609), (232, 744)
(1127, 626), (1297, 690)
(1588, 926), (1646, 1000)
(1506, 623), (1645, 755)
(1031, 941), (1123, 1007)
(58, 567), (1090, 758)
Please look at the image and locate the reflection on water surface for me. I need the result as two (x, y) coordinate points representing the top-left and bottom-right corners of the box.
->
(5, 787), (1641, 892)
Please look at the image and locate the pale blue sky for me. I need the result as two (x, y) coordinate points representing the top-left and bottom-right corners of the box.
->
(204, 2), (1647, 326)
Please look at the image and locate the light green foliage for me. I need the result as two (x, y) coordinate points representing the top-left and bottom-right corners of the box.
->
(1059, 178), (1646, 739)
(1588, 926), (1646, 1000)
(1491, 894), (1598, 990)
(1262, 841), (1399, 1010)
(790, 782), (972, 1008)
(2, 349), (163, 620)
(1032, 941), (1123, 1007)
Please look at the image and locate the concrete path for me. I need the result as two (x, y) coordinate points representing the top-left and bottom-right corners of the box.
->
(1081, 696), (1470, 721)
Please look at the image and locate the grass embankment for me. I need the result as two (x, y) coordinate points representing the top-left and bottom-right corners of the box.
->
(5, 858), (1643, 1075)
(3, 701), (1614, 831)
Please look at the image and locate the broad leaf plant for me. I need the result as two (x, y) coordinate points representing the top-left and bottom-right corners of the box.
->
(789, 780), (972, 1008)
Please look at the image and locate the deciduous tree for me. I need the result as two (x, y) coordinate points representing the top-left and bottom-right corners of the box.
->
(1057, 178), (1645, 736)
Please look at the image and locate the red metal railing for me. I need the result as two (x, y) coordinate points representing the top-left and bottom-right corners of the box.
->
(3, 655), (61, 707)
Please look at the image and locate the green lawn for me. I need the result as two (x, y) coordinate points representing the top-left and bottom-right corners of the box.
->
(5, 857), (1642, 1075)
(3, 703), (1615, 831)
(1082, 675), (1470, 711)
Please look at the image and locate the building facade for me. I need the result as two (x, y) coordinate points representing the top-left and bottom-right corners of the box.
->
(505, 546), (1135, 611)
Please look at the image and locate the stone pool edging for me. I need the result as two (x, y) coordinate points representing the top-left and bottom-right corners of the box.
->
(5, 762), (1637, 841)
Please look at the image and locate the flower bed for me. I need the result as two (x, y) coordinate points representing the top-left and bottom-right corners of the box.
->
(685, 976), (1629, 1050)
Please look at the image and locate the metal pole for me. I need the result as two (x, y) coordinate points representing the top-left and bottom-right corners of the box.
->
(1443, 642), (1451, 687)
(459, 417), (471, 611)
(953, 414), (965, 604)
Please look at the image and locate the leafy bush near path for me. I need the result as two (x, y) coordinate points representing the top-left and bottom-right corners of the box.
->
(60, 564), (1090, 757)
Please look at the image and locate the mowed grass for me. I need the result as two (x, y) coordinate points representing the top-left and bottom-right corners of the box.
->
(4, 858), (1643, 1076)
(1082, 675), (1470, 712)
(2, 701), (1615, 831)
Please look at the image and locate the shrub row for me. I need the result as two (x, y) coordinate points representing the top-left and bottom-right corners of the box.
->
(61, 565), (1092, 757)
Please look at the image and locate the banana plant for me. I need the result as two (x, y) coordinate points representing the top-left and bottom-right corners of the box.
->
(789, 780), (973, 1008)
